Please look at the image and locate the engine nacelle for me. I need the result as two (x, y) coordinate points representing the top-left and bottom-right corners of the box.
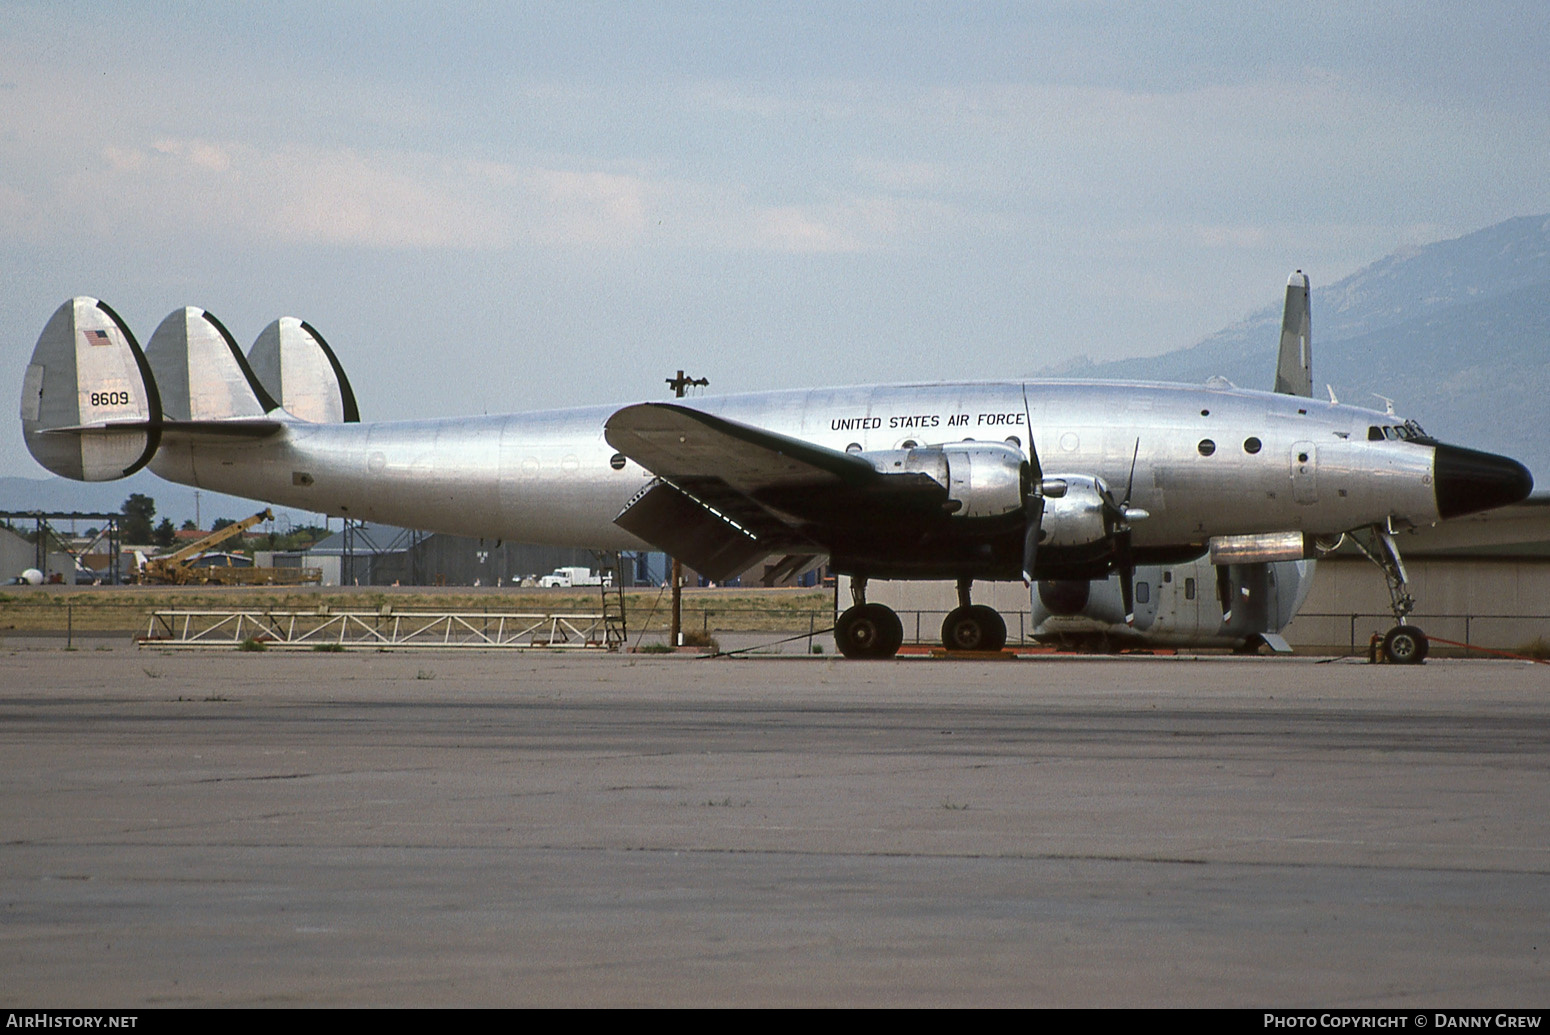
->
(865, 442), (1028, 519)
(1038, 474), (1114, 547)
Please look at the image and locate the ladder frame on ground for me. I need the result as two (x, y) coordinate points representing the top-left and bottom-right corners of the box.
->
(140, 607), (620, 650)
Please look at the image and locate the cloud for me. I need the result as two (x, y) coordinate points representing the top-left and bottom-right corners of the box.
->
(4, 122), (948, 256)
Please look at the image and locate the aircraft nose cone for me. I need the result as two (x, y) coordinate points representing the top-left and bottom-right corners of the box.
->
(1433, 444), (1534, 519)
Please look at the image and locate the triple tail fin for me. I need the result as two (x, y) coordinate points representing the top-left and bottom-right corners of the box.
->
(248, 318), (359, 423)
(20, 299), (346, 483)
(145, 307), (279, 420)
(1273, 270), (1312, 397)
(20, 297), (162, 481)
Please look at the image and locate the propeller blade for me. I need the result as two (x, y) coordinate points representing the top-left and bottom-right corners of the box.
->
(1115, 527), (1135, 625)
(1122, 438), (1140, 508)
(1216, 564), (1234, 625)
(1119, 563), (1135, 626)
(1021, 495), (1044, 584)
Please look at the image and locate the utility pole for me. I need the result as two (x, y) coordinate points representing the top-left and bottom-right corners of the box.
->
(665, 369), (707, 646)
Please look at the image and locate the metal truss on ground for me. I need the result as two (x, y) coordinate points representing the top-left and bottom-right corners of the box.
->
(140, 608), (622, 650)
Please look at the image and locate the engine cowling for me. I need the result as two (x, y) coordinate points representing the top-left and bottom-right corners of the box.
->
(864, 442), (1028, 520)
(1038, 474), (1115, 547)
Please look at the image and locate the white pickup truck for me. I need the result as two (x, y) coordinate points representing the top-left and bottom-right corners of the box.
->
(536, 566), (613, 588)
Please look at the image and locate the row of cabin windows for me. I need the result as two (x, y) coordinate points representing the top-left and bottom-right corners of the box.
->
(1198, 437), (1261, 457)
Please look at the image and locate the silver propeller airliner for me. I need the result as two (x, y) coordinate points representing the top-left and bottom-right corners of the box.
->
(19, 273), (1533, 661)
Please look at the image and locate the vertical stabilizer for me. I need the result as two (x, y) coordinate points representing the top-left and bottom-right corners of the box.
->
(1274, 270), (1312, 397)
(20, 297), (161, 481)
(145, 307), (278, 420)
(248, 318), (360, 423)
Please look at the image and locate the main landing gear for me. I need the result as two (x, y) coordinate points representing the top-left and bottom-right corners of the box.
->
(940, 577), (1007, 652)
(835, 576), (1009, 658)
(834, 576), (904, 659)
(1348, 525), (1429, 665)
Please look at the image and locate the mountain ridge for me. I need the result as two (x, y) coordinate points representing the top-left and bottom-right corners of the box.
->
(1037, 214), (1550, 478)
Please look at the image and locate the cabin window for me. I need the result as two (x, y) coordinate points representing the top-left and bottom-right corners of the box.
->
(1197, 439), (1216, 457)
(1243, 437), (1262, 454)
(609, 453), (627, 471)
(1184, 577), (1196, 600)
(846, 442), (862, 453)
(1136, 582), (1150, 604)
(900, 439), (918, 449)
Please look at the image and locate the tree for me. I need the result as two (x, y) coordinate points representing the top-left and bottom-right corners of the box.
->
(153, 518), (176, 548)
(121, 494), (155, 544)
(181, 519), (197, 531)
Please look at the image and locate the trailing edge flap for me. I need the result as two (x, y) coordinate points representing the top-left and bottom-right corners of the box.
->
(20, 297), (162, 481)
(249, 318), (360, 423)
(614, 478), (801, 582)
(146, 307), (279, 420)
(1274, 271), (1312, 397)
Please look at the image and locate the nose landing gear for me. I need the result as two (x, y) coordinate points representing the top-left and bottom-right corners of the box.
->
(1348, 525), (1428, 664)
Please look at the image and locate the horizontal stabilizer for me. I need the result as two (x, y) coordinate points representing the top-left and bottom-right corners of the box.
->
(20, 297), (161, 481)
(37, 417), (282, 438)
(249, 318), (360, 423)
(146, 307), (277, 420)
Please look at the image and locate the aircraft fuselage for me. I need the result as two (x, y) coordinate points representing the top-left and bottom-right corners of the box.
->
(149, 378), (1445, 576)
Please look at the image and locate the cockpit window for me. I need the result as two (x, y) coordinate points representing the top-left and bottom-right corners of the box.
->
(1369, 421), (1435, 444)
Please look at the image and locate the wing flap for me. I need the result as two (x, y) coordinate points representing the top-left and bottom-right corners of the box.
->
(615, 478), (804, 582)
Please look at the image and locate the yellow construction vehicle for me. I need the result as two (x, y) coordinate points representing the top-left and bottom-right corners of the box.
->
(138, 509), (322, 585)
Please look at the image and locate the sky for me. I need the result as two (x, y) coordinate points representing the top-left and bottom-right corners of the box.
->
(4, 0), (1549, 490)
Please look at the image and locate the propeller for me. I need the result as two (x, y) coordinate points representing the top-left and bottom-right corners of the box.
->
(1021, 443), (1045, 584)
(1099, 440), (1144, 624)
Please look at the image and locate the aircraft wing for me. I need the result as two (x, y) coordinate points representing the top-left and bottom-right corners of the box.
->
(604, 403), (947, 581)
(604, 402), (877, 493)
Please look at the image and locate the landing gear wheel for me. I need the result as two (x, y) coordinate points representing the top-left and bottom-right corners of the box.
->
(836, 604), (904, 659)
(941, 605), (1008, 652)
(1381, 625), (1428, 665)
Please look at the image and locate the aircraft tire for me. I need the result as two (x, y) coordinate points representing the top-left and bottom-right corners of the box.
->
(836, 604), (904, 659)
(941, 605), (1007, 652)
(1381, 625), (1428, 665)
